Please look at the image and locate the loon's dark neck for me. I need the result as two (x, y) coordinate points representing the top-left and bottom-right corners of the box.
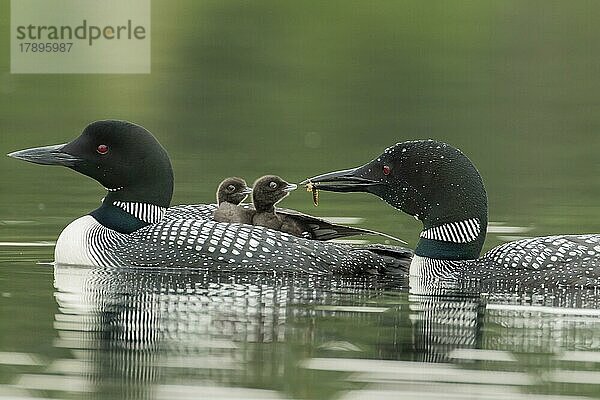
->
(415, 208), (488, 260)
(90, 202), (148, 234)
(89, 181), (172, 234)
(415, 233), (486, 261)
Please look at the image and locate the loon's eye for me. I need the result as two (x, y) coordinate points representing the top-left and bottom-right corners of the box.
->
(382, 165), (391, 175)
(227, 185), (235, 192)
(97, 144), (109, 155)
(269, 181), (277, 189)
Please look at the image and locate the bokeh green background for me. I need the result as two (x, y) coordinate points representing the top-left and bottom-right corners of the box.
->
(1, 1), (600, 398)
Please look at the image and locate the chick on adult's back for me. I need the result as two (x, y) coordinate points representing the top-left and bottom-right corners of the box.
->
(251, 175), (306, 236)
(212, 177), (253, 224)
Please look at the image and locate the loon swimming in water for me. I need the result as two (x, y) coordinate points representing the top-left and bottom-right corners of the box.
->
(304, 140), (600, 286)
(213, 177), (254, 224)
(8, 120), (412, 273)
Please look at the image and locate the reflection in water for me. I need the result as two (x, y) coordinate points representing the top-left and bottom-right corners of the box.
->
(44, 265), (600, 399)
(52, 265), (410, 399)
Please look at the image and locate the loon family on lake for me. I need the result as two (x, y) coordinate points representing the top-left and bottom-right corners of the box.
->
(8, 120), (599, 286)
(304, 140), (600, 286)
(7, 120), (411, 274)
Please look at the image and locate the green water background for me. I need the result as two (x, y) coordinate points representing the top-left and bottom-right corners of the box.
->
(0, 1), (599, 397)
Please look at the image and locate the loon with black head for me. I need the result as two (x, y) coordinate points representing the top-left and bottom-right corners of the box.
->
(8, 120), (412, 273)
(304, 140), (600, 287)
(212, 177), (254, 224)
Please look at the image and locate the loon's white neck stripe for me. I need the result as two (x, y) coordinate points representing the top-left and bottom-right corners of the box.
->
(420, 218), (480, 243)
(112, 201), (166, 224)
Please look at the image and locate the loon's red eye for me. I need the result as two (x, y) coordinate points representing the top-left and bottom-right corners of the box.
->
(382, 165), (391, 175)
(97, 144), (109, 155)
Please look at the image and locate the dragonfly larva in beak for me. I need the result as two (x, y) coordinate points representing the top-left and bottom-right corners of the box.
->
(306, 182), (319, 207)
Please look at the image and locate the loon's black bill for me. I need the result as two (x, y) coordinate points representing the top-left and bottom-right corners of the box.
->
(241, 186), (253, 195)
(7, 144), (80, 167)
(283, 183), (298, 192)
(302, 168), (380, 192)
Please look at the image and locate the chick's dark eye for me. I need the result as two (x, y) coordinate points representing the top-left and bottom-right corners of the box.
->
(97, 144), (109, 155)
(382, 165), (391, 176)
(269, 181), (277, 189)
(227, 185), (235, 192)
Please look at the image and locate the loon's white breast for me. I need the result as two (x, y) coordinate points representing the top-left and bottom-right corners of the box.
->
(55, 215), (104, 266)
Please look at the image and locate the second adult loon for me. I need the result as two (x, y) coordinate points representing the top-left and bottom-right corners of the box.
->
(7, 120), (412, 273)
(304, 140), (600, 286)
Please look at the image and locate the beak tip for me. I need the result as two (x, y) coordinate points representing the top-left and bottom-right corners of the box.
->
(284, 183), (298, 192)
(7, 151), (22, 160)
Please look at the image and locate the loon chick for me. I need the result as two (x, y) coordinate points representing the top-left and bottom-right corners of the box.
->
(304, 140), (600, 287)
(8, 120), (412, 273)
(251, 175), (305, 236)
(213, 177), (254, 224)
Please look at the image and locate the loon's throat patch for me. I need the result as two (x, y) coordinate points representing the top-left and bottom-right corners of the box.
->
(112, 201), (166, 224)
(420, 218), (481, 243)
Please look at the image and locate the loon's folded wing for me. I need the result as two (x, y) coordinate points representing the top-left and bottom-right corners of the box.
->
(350, 244), (413, 274)
(274, 207), (407, 243)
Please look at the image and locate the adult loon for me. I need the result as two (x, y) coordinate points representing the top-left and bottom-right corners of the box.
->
(8, 120), (412, 273)
(212, 177), (254, 224)
(304, 140), (600, 286)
